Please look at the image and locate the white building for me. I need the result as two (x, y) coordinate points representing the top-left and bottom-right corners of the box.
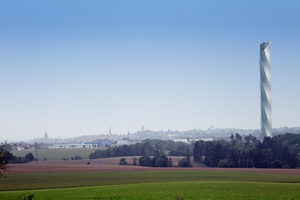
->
(49, 143), (93, 149)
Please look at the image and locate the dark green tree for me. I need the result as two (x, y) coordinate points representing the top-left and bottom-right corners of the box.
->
(218, 159), (229, 167)
(141, 142), (152, 156)
(119, 158), (127, 165)
(193, 141), (202, 162)
(132, 157), (137, 165)
(177, 157), (192, 167)
(155, 155), (168, 167)
(178, 148), (193, 167)
(139, 156), (152, 166)
(169, 142), (189, 156)
(235, 133), (242, 143)
(34, 142), (39, 162)
(25, 153), (34, 162)
(273, 160), (283, 168)
(186, 148), (191, 164)
(167, 157), (173, 167)
(0, 142), (10, 178)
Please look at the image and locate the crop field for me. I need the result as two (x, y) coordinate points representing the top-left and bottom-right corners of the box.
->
(1, 159), (300, 199)
(1, 169), (300, 191)
(11, 147), (103, 161)
(1, 181), (300, 200)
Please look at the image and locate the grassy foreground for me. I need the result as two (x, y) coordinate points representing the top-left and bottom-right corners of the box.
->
(1, 181), (300, 200)
(1, 170), (300, 191)
(1, 170), (300, 199)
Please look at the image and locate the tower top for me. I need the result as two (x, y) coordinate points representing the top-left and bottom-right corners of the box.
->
(260, 41), (270, 51)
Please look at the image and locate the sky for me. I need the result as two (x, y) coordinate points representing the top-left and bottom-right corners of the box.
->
(1, 0), (300, 142)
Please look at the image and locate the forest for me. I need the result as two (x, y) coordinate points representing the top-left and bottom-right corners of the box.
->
(194, 133), (300, 168)
(90, 133), (300, 168)
(89, 139), (193, 167)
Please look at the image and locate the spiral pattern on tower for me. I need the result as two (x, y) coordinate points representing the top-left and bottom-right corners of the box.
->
(260, 41), (272, 141)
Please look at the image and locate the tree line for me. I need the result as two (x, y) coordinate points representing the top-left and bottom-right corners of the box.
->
(5, 151), (35, 164)
(1, 143), (36, 164)
(89, 133), (300, 168)
(89, 139), (193, 168)
(193, 133), (300, 168)
(119, 149), (193, 168)
(120, 155), (174, 167)
(89, 139), (192, 159)
(1, 142), (36, 178)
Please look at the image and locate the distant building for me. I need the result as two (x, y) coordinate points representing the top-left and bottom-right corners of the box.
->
(115, 139), (139, 146)
(172, 138), (213, 143)
(49, 143), (93, 149)
(44, 132), (48, 139)
(16, 143), (32, 151)
(167, 134), (179, 139)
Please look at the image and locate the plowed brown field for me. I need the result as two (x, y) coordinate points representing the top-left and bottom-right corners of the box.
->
(7, 157), (300, 175)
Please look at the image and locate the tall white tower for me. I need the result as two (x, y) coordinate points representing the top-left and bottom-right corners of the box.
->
(260, 41), (272, 141)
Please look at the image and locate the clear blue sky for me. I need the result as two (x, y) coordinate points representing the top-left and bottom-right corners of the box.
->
(1, 0), (300, 141)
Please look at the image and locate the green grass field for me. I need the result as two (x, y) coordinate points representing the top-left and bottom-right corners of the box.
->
(1, 181), (300, 200)
(1, 170), (300, 191)
(1, 170), (300, 199)
(11, 148), (103, 161)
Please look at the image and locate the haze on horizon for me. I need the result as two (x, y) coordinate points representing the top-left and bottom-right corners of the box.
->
(1, 1), (300, 142)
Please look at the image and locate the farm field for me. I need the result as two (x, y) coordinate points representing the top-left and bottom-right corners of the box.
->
(2, 168), (300, 191)
(5, 157), (300, 175)
(11, 147), (103, 161)
(1, 158), (300, 199)
(1, 181), (300, 200)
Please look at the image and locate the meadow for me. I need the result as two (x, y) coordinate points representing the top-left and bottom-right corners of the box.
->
(11, 147), (103, 161)
(1, 167), (300, 199)
(1, 181), (300, 200)
(1, 154), (300, 199)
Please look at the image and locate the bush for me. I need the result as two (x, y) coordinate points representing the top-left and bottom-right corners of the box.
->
(167, 157), (173, 167)
(273, 160), (283, 168)
(25, 153), (34, 162)
(218, 159), (229, 168)
(155, 155), (168, 167)
(169, 150), (186, 156)
(132, 157), (137, 165)
(71, 154), (82, 160)
(119, 158), (127, 165)
(177, 158), (192, 167)
(139, 156), (152, 167)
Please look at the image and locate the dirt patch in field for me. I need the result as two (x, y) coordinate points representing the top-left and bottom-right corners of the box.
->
(6, 157), (300, 175)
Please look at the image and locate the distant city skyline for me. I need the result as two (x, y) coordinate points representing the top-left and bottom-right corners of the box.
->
(11, 126), (300, 144)
(1, 1), (300, 141)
